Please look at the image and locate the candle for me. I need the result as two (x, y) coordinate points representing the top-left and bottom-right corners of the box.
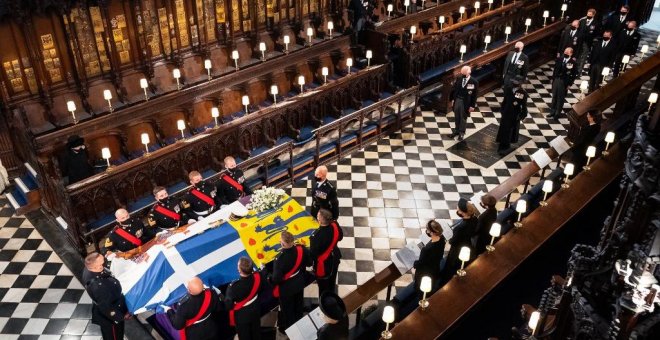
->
(475, 2), (480, 15)
(177, 119), (186, 140)
(505, 26), (511, 42)
(173, 68), (181, 90)
(232, 50), (240, 70)
(601, 67), (610, 86)
(259, 42), (267, 61)
(584, 146), (596, 171)
(562, 163), (575, 189)
(204, 58), (212, 79)
(298, 75), (305, 93)
(641, 44), (649, 58)
(561, 4), (568, 19)
(67, 100), (76, 113)
(439, 16), (445, 30)
(486, 222), (501, 252)
(525, 18), (531, 34)
(382, 306), (395, 339)
(103, 89), (113, 112)
(459, 44), (467, 62)
(140, 78), (149, 101)
(540, 180), (553, 206)
(529, 311), (540, 335)
(101, 147), (111, 168)
(242, 95), (250, 114)
(622, 54), (630, 64)
(404, 0), (410, 14)
(283, 35), (290, 53)
(603, 131), (615, 156)
(270, 85), (278, 104)
(543, 10), (549, 26)
(484, 35), (491, 52)
(387, 4), (393, 18)
(307, 27), (314, 44)
(457, 246), (471, 276)
(580, 80), (589, 92)
(419, 276), (432, 309)
(459, 6), (465, 20)
(410, 25), (417, 35)
(211, 107), (220, 127)
(327, 21), (334, 37)
(322, 66), (329, 83)
(366, 50), (373, 67)
(346, 57), (353, 75)
(514, 199), (526, 228)
(488, 0), (493, 11)
(141, 133), (150, 154)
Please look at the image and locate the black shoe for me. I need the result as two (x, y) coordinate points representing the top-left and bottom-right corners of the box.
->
(449, 132), (458, 138)
(457, 134), (464, 141)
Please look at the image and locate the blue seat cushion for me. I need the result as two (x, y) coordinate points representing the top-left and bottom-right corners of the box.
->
(322, 116), (337, 125)
(419, 60), (459, 84)
(341, 108), (356, 116)
(251, 146), (269, 157)
(320, 142), (336, 155)
(340, 133), (358, 145)
(20, 174), (38, 190)
(472, 64), (496, 82)
(127, 195), (155, 213)
(202, 169), (217, 179)
(380, 91), (394, 99)
(167, 181), (188, 194)
(10, 187), (27, 206)
(276, 136), (294, 146)
(267, 165), (289, 180)
(87, 212), (116, 231)
(245, 176), (264, 190)
(363, 99), (376, 107)
(363, 123), (378, 134)
(298, 126), (315, 141)
(293, 152), (315, 169)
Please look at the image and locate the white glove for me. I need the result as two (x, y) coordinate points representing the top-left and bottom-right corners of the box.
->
(161, 305), (171, 313)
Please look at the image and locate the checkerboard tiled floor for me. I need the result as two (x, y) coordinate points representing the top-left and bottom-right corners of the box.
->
(0, 198), (101, 339)
(1, 27), (657, 339)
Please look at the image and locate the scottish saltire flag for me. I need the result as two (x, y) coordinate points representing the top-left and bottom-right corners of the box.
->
(227, 195), (318, 265)
(113, 195), (317, 314)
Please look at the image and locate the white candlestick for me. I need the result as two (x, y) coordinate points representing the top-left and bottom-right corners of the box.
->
(173, 68), (181, 90)
(103, 90), (113, 112)
(140, 78), (149, 101)
(327, 21), (334, 38)
(271, 85), (278, 104)
(283, 35), (290, 53)
(505, 26), (511, 43)
(232, 50), (240, 70)
(488, 0), (493, 11)
(621, 54), (630, 71)
(562, 163), (574, 189)
(67, 100), (77, 123)
(543, 11), (549, 27)
(298, 75), (305, 93)
(459, 44), (467, 62)
(387, 4), (393, 18)
(141, 133), (150, 155)
(242, 95), (250, 114)
(475, 2), (480, 15)
(366, 50), (373, 67)
(259, 42), (266, 61)
(601, 67), (610, 86)
(405, 0), (410, 14)
(603, 131), (615, 156)
(177, 119), (186, 139)
(561, 4), (568, 19)
(211, 107), (220, 127)
(484, 35), (491, 52)
(525, 18), (531, 34)
(640, 44), (649, 59)
(459, 6), (465, 20)
(584, 146), (596, 171)
(322, 66), (329, 83)
(101, 147), (111, 168)
(439, 16), (445, 31)
(204, 59), (212, 80)
(307, 27), (314, 45)
(346, 58), (353, 75)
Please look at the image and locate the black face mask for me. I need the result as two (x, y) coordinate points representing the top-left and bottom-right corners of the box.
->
(515, 47), (522, 53)
(425, 230), (432, 237)
(563, 53), (570, 58)
(571, 27), (577, 31)
(315, 176), (323, 182)
(627, 28), (634, 32)
(603, 36), (611, 41)
(620, 11), (627, 16)
(587, 15), (593, 19)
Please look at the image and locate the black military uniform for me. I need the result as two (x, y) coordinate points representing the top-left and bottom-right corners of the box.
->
(588, 37), (616, 92)
(549, 55), (578, 119)
(183, 180), (217, 220)
(317, 292), (349, 340)
(496, 86), (528, 153)
(310, 221), (343, 297)
(167, 287), (222, 340)
(557, 25), (584, 58)
(103, 217), (155, 254)
(270, 245), (311, 332)
(311, 179), (339, 220)
(449, 75), (479, 140)
(147, 197), (190, 230)
(613, 28), (641, 76)
(82, 268), (128, 340)
(225, 271), (264, 340)
(577, 15), (601, 71)
(502, 49), (529, 90)
(216, 168), (252, 205)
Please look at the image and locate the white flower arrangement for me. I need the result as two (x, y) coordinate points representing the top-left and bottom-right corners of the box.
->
(248, 186), (286, 213)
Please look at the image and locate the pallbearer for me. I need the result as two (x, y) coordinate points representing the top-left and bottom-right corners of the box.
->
(216, 156), (252, 205)
(184, 170), (217, 220)
(225, 257), (264, 340)
(148, 186), (193, 230)
(269, 231), (311, 333)
(310, 208), (343, 297)
(166, 277), (222, 340)
(103, 208), (155, 255)
(311, 165), (339, 220)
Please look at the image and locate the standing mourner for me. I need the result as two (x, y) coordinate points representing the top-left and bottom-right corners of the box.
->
(413, 220), (446, 297)
(310, 208), (343, 297)
(502, 41), (529, 91)
(449, 66), (479, 141)
(311, 165), (339, 220)
(496, 81), (529, 155)
(613, 21), (641, 77)
(577, 8), (601, 71)
(548, 47), (578, 120)
(587, 31), (616, 92)
(557, 21), (583, 60)
(166, 277), (222, 340)
(317, 292), (349, 340)
(82, 253), (129, 340)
